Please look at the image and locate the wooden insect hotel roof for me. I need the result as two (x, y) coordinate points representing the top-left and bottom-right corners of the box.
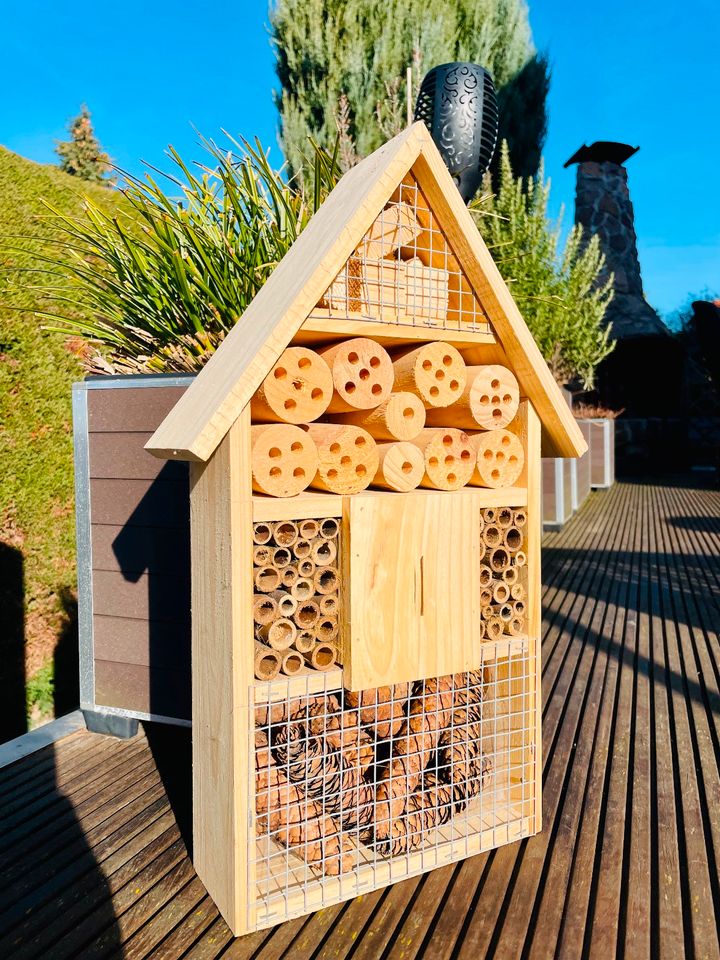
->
(146, 122), (586, 463)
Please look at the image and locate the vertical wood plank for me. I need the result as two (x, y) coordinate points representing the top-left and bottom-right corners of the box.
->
(189, 407), (254, 935)
(526, 401), (543, 832)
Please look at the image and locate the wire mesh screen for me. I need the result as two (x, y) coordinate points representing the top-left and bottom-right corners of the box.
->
(312, 175), (493, 335)
(251, 642), (536, 927)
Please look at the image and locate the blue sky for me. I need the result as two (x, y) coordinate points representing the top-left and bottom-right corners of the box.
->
(1, 0), (718, 317)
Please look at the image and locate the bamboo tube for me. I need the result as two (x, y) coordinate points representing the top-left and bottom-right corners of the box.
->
(314, 567), (339, 595)
(483, 508), (497, 523)
(319, 594), (339, 617)
(281, 565), (298, 588)
(254, 566), (280, 593)
(503, 566), (519, 586)
(315, 617), (339, 642)
(305, 424), (379, 495)
(294, 630), (316, 654)
(510, 583), (525, 601)
(413, 428), (475, 490)
(293, 600), (320, 630)
(253, 594), (278, 626)
(253, 545), (273, 566)
(492, 581), (510, 603)
(273, 521), (299, 547)
(290, 577), (315, 601)
(299, 519), (320, 539)
(331, 391), (426, 441)
(424, 364), (519, 429)
(496, 507), (513, 528)
(272, 547), (292, 568)
(251, 346), (333, 424)
(253, 522), (272, 545)
(270, 591), (298, 618)
(513, 509), (527, 527)
(305, 642), (337, 671)
(505, 526), (523, 551)
(489, 547), (510, 573)
(311, 538), (337, 566)
(319, 517), (340, 540)
(507, 617), (525, 637)
(257, 618), (297, 650)
(391, 342), (466, 408)
(497, 602), (514, 622)
(371, 441), (424, 492)
(479, 564), (493, 587)
(482, 524), (502, 548)
(515, 550), (527, 567)
(254, 642), (282, 681)
(479, 620), (486, 641)
(319, 339), (394, 413)
(480, 588), (494, 608)
(280, 650), (304, 676)
(513, 599), (526, 618)
(293, 539), (312, 560)
(467, 429), (525, 489)
(251, 424), (318, 498)
(297, 558), (315, 578)
(485, 616), (504, 640)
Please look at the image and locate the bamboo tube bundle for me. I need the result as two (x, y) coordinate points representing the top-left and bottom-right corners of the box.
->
(281, 650), (304, 676)
(504, 526), (523, 552)
(305, 642), (337, 671)
(299, 519), (320, 540)
(253, 522), (272, 545)
(293, 599), (320, 630)
(513, 509), (527, 528)
(489, 547), (510, 573)
(371, 441), (425, 492)
(254, 566), (281, 593)
(294, 630), (316, 654)
(319, 339), (394, 413)
(319, 594), (339, 617)
(270, 591), (298, 618)
(251, 347), (333, 424)
(503, 566), (519, 586)
(281, 565), (299, 588)
(311, 538), (337, 566)
(482, 524), (502, 548)
(426, 364), (519, 430)
(414, 428), (475, 490)
(332, 391), (426, 441)
(273, 521), (299, 547)
(467, 429), (525, 489)
(510, 583), (525, 601)
(257, 617), (297, 650)
(253, 594), (278, 626)
(297, 558), (315, 578)
(254, 642), (281, 681)
(392, 342), (466, 408)
(496, 507), (513, 528)
(314, 566), (340, 595)
(251, 424), (318, 498)
(306, 424), (379, 495)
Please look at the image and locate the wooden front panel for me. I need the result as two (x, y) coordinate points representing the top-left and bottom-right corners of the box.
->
(344, 490), (481, 689)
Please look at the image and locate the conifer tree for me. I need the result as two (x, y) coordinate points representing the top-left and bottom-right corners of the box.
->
(55, 106), (113, 184)
(271, 0), (549, 183)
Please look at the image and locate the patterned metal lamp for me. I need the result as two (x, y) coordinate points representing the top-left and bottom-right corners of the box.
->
(414, 62), (499, 204)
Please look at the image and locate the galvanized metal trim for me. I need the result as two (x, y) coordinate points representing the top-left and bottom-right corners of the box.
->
(82, 374), (196, 390)
(0, 711), (87, 769)
(91, 704), (191, 728)
(73, 382), (95, 708)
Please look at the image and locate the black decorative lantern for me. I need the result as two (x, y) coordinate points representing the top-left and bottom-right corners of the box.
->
(414, 62), (499, 204)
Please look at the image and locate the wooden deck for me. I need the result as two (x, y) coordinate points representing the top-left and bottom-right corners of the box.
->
(1, 478), (718, 959)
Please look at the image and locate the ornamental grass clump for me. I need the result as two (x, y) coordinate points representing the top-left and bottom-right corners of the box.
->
(35, 135), (341, 373)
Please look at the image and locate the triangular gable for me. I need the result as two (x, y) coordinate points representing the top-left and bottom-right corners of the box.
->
(146, 122), (585, 462)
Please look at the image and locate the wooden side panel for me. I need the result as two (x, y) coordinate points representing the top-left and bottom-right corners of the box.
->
(345, 490), (481, 689)
(526, 403), (543, 832)
(87, 385), (189, 432)
(94, 660), (191, 718)
(189, 409), (254, 936)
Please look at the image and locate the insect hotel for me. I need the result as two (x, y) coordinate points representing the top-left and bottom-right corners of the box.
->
(145, 122), (586, 936)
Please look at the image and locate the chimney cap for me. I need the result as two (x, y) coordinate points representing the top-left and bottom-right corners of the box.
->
(564, 141), (639, 168)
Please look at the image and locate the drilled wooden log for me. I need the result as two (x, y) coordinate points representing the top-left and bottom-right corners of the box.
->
(253, 594), (278, 626)
(254, 566), (280, 593)
(254, 642), (281, 681)
(305, 424), (379, 494)
(332, 391), (426, 441)
(272, 521), (299, 547)
(281, 650), (304, 676)
(293, 599), (320, 630)
(504, 526), (523, 551)
(250, 347), (333, 424)
(253, 522), (272, 545)
(425, 364), (519, 429)
(391, 342), (466, 407)
(257, 617), (297, 650)
(467, 429), (525, 489)
(319, 339), (394, 413)
(305, 642), (337, 671)
(314, 567), (339, 595)
(371, 441), (425, 492)
(251, 424), (318, 498)
(311, 538), (337, 566)
(413, 428), (475, 490)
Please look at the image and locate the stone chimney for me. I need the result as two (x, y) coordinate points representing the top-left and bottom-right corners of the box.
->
(565, 141), (667, 339)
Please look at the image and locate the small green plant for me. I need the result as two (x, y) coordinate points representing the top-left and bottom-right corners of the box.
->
(474, 143), (614, 389)
(36, 135), (341, 373)
(26, 661), (54, 726)
(56, 105), (113, 185)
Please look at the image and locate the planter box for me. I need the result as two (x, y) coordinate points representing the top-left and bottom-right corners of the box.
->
(588, 418), (615, 488)
(542, 457), (573, 528)
(73, 374), (194, 727)
(571, 421), (593, 510)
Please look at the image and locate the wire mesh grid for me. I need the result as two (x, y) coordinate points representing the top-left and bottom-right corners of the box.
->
(312, 175), (493, 334)
(250, 642), (536, 927)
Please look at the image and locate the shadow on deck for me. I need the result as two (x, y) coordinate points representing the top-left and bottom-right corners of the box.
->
(0, 479), (718, 959)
